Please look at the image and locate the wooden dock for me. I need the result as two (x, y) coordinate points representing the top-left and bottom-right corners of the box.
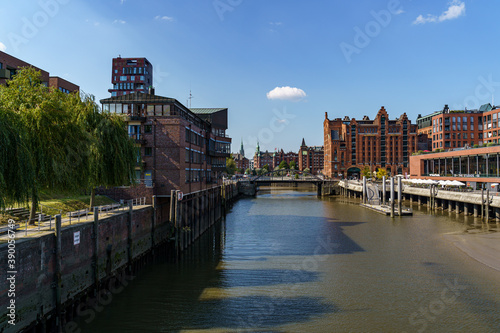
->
(360, 203), (413, 216)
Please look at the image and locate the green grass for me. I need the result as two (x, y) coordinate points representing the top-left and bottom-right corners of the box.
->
(1, 190), (117, 224)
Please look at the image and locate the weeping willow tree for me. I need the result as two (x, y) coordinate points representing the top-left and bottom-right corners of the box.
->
(76, 95), (137, 208)
(0, 105), (33, 210)
(0, 68), (91, 223)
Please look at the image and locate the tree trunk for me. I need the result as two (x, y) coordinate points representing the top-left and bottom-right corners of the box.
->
(28, 192), (38, 225)
(90, 187), (96, 209)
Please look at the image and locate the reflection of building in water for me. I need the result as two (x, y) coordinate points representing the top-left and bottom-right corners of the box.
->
(410, 145), (500, 190)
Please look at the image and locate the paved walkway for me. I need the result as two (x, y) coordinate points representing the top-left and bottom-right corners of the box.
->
(445, 232), (500, 272)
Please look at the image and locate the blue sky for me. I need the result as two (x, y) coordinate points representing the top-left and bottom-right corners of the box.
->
(1, 0), (500, 157)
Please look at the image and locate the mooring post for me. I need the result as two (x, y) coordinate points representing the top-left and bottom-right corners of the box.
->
(382, 176), (386, 204)
(93, 207), (99, 293)
(382, 176), (387, 205)
(481, 188), (485, 219)
(127, 201), (133, 273)
(486, 189), (490, 223)
(152, 195), (157, 250)
(390, 177), (395, 218)
(397, 177), (402, 216)
(362, 176), (367, 204)
(55, 214), (63, 332)
(174, 190), (180, 257)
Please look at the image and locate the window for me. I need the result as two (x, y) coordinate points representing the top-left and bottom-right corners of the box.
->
(120, 76), (127, 81)
(144, 125), (152, 133)
(130, 76), (135, 81)
(471, 133), (474, 139)
(463, 133), (467, 139)
(144, 147), (152, 156)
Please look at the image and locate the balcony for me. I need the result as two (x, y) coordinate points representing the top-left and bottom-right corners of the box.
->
(129, 134), (147, 145)
(0, 69), (10, 80)
(125, 115), (147, 122)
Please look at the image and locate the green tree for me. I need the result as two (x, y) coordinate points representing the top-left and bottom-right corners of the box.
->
(263, 164), (270, 173)
(226, 155), (237, 175)
(304, 167), (310, 174)
(0, 105), (33, 209)
(289, 160), (297, 170)
(376, 168), (388, 180)
(244, 168), (251, 175)
(77, 94), (137, 208)
(0, 68), (92, 222)
(278, 160), (289, 169)
(361, 165), (371, 178)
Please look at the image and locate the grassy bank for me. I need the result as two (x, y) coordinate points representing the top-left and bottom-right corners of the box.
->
(1, 191), (117, 225)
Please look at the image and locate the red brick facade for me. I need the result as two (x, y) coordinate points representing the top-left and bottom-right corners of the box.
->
(100, 93), (231, 198)
(298, 140), (324, 174)
(108, 57), (153, 97)
(324, 107), (418, 178)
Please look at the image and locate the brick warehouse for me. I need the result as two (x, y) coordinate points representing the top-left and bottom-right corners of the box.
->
(324, 107), (419, 179)
(299, 138), (324, 175)
(417, 103), (500, 151)
(0, 51), (79, 92)
(100, 91), (231, 200)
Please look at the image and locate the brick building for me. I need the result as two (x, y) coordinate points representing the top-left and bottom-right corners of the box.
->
(232, 141), (249, 172)
(324, 107), (418, 179)
(253, 142), (274, 170)
(0, 51), (78, 92)
(100, 91), (231, 199)
(416, 103), (500, 151)
(273, 149), (299, 169)
(108, 57), (153, 97)
(299, 139), (324, 174)
(410, 145), (500, 190)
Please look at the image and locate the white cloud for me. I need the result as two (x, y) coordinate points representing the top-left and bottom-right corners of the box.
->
(270, 22), (283, 26)
(113, 19), (126, 24)
(266, 86), (307, 101)
(394, 9), (405, 15)
(155, 15), (174, 22)
(413, 0), (465, 25)
(0, 42), (6, 52)
(120, 0), (125, 4)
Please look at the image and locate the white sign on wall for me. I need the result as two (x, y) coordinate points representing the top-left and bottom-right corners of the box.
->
(74, 231), (80, 245)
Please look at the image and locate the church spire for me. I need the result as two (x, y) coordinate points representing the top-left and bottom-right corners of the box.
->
(240, 139), (245, 156)
(301, 138), (306, 147)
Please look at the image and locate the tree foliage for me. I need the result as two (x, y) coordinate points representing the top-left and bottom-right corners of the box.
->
(361, 165), (371, 178)
(226, 155), (237, 175)
(289, 160), (297, 170)
(0, 68), (136, 214)
(278, 160), (289, 169)
(376, 168), (388, 180)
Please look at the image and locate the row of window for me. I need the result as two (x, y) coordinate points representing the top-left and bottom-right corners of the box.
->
(113, 82), (145, 90)
(114, 67), (148, 75)
(185, 148), (204, 164)
(185, 128), (204, 147)
(185, 169), (212, 183)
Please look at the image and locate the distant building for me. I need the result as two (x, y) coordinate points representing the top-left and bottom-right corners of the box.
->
(417, 104), (500, 151)
(0, 51), (79, 92)
(233, 140), (249, 172)
(108, 56), (153, 97)
(253, 142), (274, 170)
(324, 107), (418, 179)
(273, 149), (299, 169)
(298, 138), (324, 174)
(100, 91), (231, 199)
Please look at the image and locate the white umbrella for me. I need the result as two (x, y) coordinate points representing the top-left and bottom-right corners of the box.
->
(450, 180), (465, 186)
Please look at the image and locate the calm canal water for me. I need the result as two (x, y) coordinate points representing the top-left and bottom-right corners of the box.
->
(78, 188), (500, 333)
